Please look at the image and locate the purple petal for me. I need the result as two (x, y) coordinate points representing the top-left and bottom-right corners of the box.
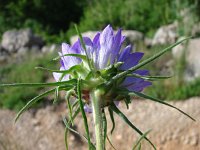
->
(62, 43), (70, 54)
(92, 33), (101, 68)
(93, 32), (100, 48)
(84, 104), (92, 113)
(61, 43), (82, 69)
(71, 40), (80, 51)
(98, 25), (115, 69)
(53, 67), (69, 82)
(119, 52), (144, 70)
(114, 101), (120, 106)
(121, 76), (143, 87)
(110, 28), (123, 64)
(80, 37), (94, 58)
(127, 81), (152, 92)
(118, 45), (132, 62)
(60, 59), (65, 68)
(100, 25), (114, 46)
(134, 69), (149, 76)
(121, 36), (126, 43)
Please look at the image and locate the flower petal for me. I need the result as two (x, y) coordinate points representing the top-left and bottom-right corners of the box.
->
(98, 25), (115, 69)
(53, 67), (69, 82)
(119, 52), (144, 70)
(110, 28), (123, 64)
(127, 81), (152, 92)
(84, 104), (92, 113)
(134, 69), (149, 76)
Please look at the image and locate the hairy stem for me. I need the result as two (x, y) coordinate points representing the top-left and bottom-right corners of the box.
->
(90, 90), (104, 150)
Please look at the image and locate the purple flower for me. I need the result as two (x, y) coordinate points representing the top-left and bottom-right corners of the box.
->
(54, 25), (151, 90)
(53, 25), (152, 110)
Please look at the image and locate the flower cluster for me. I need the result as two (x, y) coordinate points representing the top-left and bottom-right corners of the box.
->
(53, 25), (151, 111)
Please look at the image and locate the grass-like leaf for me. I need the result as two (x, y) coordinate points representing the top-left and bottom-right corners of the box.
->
(74, 24), (93, 71)
(63, 117), (96, 150)
(108, 107), (115, 134)
(77, 79), (92, 149)
(127, 73), (172, 81)
(107, 37), (191, 86)
(64, 127), (69, 150)
(130, 91), (195, 121)
(110, 104), (156, 150)
(53, 86), (59, 104)
(102, 109), (107, 149)
(137, 143), (141, 150)
(35, 64), (82, 74)
(132, 130), (151, 150)
(15, 88), (55, 122)
(65, 90), (74, 125)
(107, 135), (117, 150)
(64, 107), (81, 150)
(0, 79), (76, 88)
(53, 53), (87, 61)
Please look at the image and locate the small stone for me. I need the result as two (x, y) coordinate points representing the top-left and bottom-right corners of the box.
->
(152, 22), (178, 45)
(116, 134), (122, 140)
(183, 136), (190, 145)
(189, 135), (199, 146)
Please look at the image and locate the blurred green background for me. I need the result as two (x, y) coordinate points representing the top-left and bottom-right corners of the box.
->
(0, 0), (200, 110)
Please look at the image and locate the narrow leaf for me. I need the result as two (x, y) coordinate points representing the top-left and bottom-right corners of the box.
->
(77, 79), (92, 149)
(15, 88), (55, 122)
(137, 143), (141, 150)
(35, 65), (82, 74)
(0, 79), (76, 88)
(53, 53), (87, 61)
(108, 107), (115, 134)
(102, 109), (107, 148)
(130, 91), (195, 121)
(110, 104), (156, 150)
(132, 130), (151, 150)
(127, 73), (172, 81)
(65, 90), (74, 125)
(64, 127), (69, 150)
(63, 117), (96, 150)
(74, 24), (93, 71)
(107, 135), (117, 150)
(53, 86), (59, 104)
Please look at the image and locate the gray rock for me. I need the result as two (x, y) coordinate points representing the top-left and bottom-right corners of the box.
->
(172, 37), (187, 59)
(70, 31), (97, 44)
(17, 47), (29, 56)
(70, 30), (144, 45)
(152, 23), (178, 45)
(192, 22), (200, 37)
(0, 45), (9, 63)
(144, 37), (153, 48)
(122, 30), (144, 44)
(184, 38), (200, 81)
(1, 28), (44, 53)
(41, 44), (58, 53)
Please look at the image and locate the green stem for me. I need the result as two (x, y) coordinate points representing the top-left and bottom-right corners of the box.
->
(90, 90), (104, 150)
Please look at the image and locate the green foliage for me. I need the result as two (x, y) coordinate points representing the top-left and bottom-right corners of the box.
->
(0, 53), (57, 110)
(146, 77), (200, 100)
(68, 0), (177, 37)
(67, 0), (200, 38)
(0, 0), (87, 43)
(1, 0), (200, 42)
(145, 43), (200, 100)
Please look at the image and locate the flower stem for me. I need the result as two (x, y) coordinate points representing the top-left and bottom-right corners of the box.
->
(91, 90), (104, 150)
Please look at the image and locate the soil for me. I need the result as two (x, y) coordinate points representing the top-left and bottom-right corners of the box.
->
(0, 97), (200, 150)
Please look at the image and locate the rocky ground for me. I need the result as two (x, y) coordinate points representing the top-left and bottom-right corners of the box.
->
(0, 97), (200, 150)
